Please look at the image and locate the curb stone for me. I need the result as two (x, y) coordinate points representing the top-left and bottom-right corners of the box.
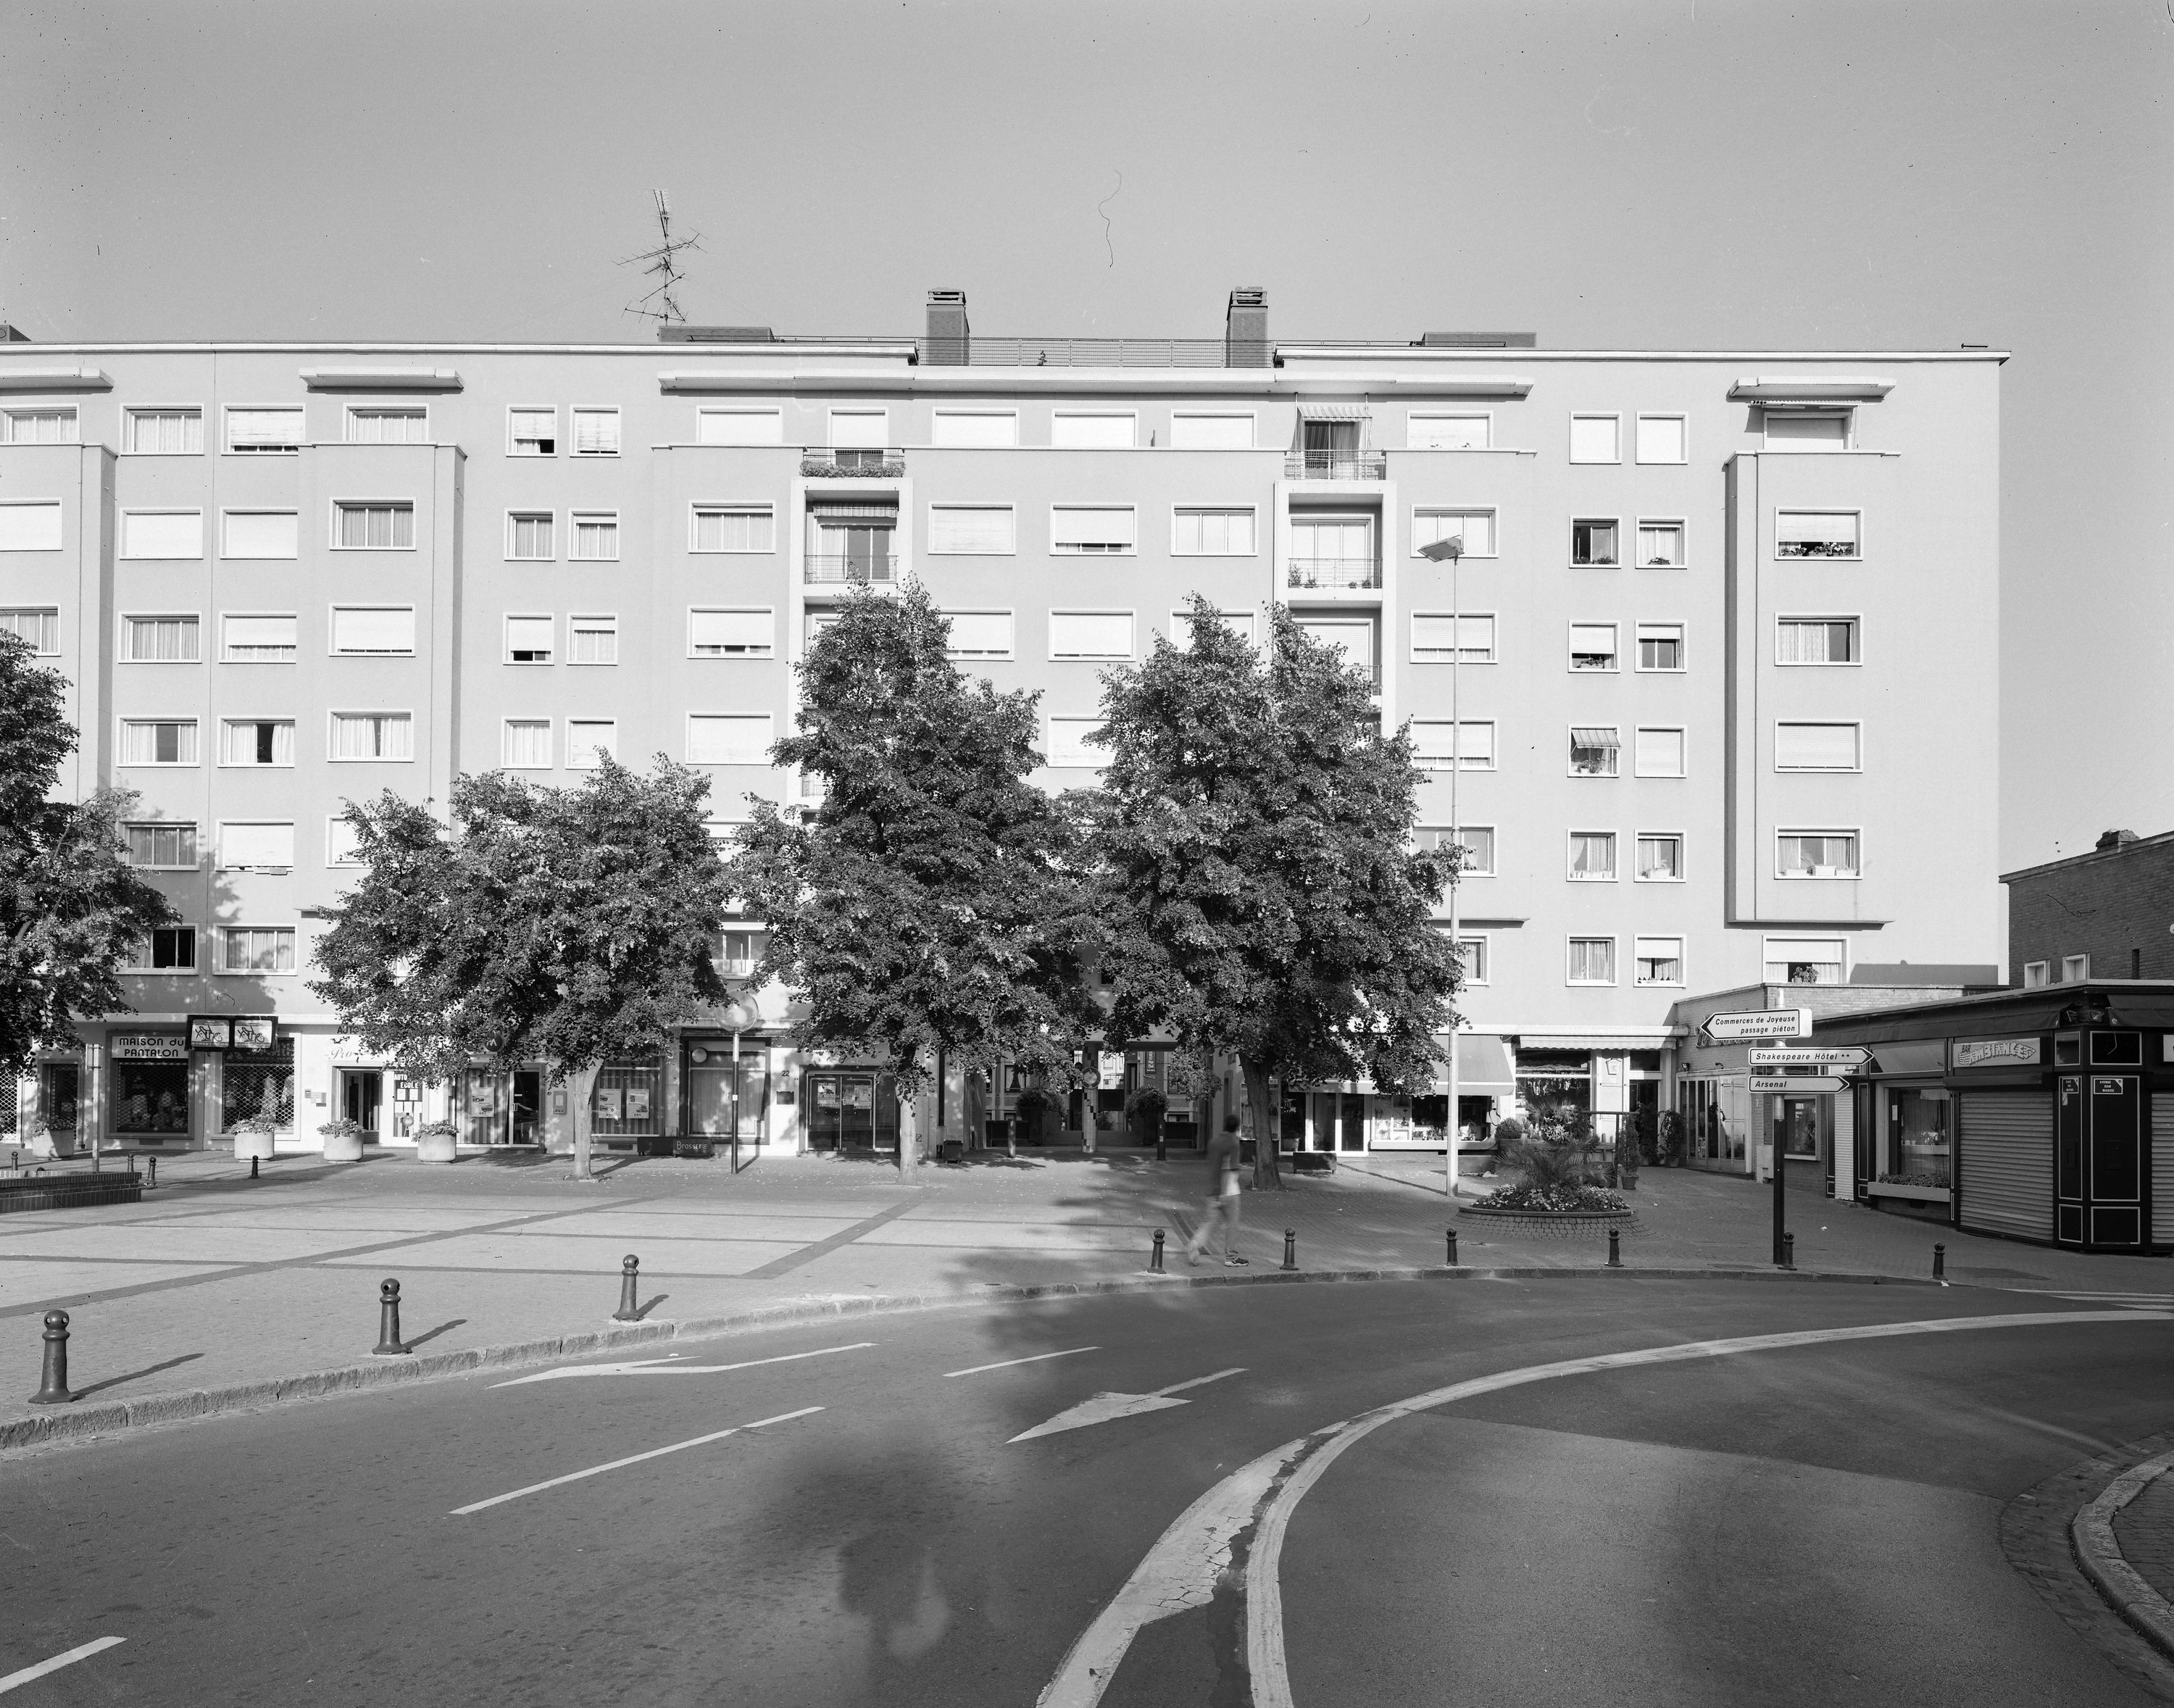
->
(2075, 1449), (2174, 1660)
(0, 1262), (1942, 1456)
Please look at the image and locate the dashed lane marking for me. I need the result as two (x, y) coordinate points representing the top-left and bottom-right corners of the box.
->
(945, 1347), (1100, 1379)
(450, 1407), (822, 1515)
(491, 1341), (875, 1388)
(0, 1636), (126, 1695)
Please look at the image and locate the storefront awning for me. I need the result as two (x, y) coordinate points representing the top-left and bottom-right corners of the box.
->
(1439, 1033), (1516, 1091)
(1517, 1034), (1672, 1053)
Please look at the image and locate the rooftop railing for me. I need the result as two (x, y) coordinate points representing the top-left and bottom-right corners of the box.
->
(1286, 557), (1383, 590)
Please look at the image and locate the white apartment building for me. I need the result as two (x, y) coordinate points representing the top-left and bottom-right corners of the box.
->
(0, 291), (2004, 1159)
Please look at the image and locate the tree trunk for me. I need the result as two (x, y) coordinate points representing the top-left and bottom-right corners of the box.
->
(899, 1091), (918, 1178)
(1243, 1056), (1284, 1190)
(572, 1066), (593, 1181)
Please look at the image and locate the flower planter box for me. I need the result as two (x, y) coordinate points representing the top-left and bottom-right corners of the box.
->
(1869, 1182), (1952, 1204)
(1459, 1203), (1635, 1228)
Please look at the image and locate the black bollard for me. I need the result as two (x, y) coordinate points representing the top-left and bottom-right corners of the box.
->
(145, 1157), (157, 1189)
(1607, 1228), (1622, 1268)
(29, 1309), (73, 1404)
(1933, 1242), (1946, 1281)
(1281, 1228), (1297, 1272)
(1446, 1228), (1459, 1267)
(249, 1155), (259, 1180)
(1782, 1233), (1796, 1272)
(373, 1278), (410, 1357)
(1151, 1229), (1165, 1273)
(1156, 1130), (1167, 1162)
(613, 1254), (641, 1322)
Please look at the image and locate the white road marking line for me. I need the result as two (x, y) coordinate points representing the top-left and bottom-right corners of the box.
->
(0, 1636), (125, 1695)
(1154, 1367), (1244, 1397)
(450, 1407), (821, 1515)
(491, 1342), (874, 1388)
(1036, 1309), (2173, 1708)
(944, 1346), (1099, 1378)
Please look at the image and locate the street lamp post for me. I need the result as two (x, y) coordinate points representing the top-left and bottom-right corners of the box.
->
(1419, 535), (1467, 1199)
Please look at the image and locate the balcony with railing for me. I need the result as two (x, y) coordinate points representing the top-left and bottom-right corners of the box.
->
(1286, 557), (1383, 591)
(800, 447), (907, 478)
(805, 553), (898, 586)
(1285, 449), (1387, 481)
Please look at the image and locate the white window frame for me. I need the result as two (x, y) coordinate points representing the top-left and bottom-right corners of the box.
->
(926, 504), (1017, 556)
(217, 925), (298, 978)
(328, 605), (417, 657)
(507, 406), (557, 457)
(1632, 622), (1686, 673)
(687, 608), (776, 659)
(1412, 508), (1499, 559)
(1449, 931), (1491, 986)
(0, 501), (63, 554)
(1169, 506), (1259, 558)
(1406, 412), (1491, 451)
(694, 406), (785, 446)
(1570, 516), (1622, 567)
(1763, 408), (1854, 451)
(1633, 413), (1688, 465)
(327, 817), (364, 868)
(217, 717), (294, 769)
(223, 404), (304, 454)
(330, 500), (417, 552)
(0, 607), (60, 654)
(1569, 725), (1622, 778)
(568, 613), (619, 666)
(1774, 722), (1863, 772)
(1568, 622), (1619, 673)
(1633, 726), (1688, 778)
(570, 406), (621, 458)
(1567, 936), (1620, 986)
(1413, 721), (1496, 772)
(1167, 608), (1257, 649)
(117, 718), (200, 767)
(220, 612), (298, 665)
(929, 409), (1020, 449)
(118, 612), (202, 665)
(506, 510), (555, 562)
(1632, 517), (1686, 570)
(1775, 509), (1863, 560)
(1775, 614), (1862, 667)
(2061, 954), (2090, 983)
(686, 712), (775, 767)
(1633, 936), (1686, 988)
(1764, 935), (1849, 987)
(565, 718), (617, 770)
(343, 404), (430, 444)
(504, 614), (556, 666)
(125, 821), (199, 871)
(129, 925), (199, 974)
(1776, 828), (1864, 880)
(1167, 411), (1256, 450)
(1049, 505), (1137, 555)
(326, 711), (413, 764)
(827, 407), (889, 449)
(119, 509), (205, 561)
(1567, 829), (1619, 883)
(120, 406), (197, 454)
(1635, 831), (1686, 883)
(2021, 961), (2051, 990)
(1048, 609), (1136, 662)
(0, 405), (80, 445)
(1409, 611), (1496, 665)
(689, 504), (775, 554)
(1043, 715), (1106, 770)
(1568, 413), (1622, 465)
(1419, 824), (1494, 877)
(215, 820), (296, 873)
(221, 509), (300, 560)
(945, 609), (1015, 661)
(499, 717), (554, 771)
(570, 510), (620, 562)
(1049, 410), (1136, 449)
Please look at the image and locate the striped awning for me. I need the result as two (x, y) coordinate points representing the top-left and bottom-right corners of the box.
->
(1296, 401), (1371, 421)
(1570, 727), (1621, 748)
(807, 501), (897, 520)
(1517, 1035), (1671, 1053)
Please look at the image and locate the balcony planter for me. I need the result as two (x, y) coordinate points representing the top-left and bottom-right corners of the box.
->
(412, 1120), (459, 1165)
(319, 1118), (367, 1163)
(1869, 1180), (1951, 1204)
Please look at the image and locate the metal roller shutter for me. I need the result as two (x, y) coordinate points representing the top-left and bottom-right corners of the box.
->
(2154, 1097), (2174, 1246)
(1958, 1092), (2052, 1241)
(1833, 1093), (1854, 1199)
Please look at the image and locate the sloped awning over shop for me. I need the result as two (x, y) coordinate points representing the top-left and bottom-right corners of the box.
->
(1516, 1035), (1673, 1053)
(1438, 1033), (1516, 1091)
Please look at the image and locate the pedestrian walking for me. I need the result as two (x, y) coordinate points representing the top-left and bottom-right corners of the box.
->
(1186, 1113), (1249, 1267)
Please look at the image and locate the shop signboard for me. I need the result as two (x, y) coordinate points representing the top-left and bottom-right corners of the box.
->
(1700, 1008), (1811, 1043)
(1749, 1075), (1847, 1094)
(1954, 1037), (2041, 1070)
(1746, 1047), (1871, 1069)
(111, 1033), (188, 1061)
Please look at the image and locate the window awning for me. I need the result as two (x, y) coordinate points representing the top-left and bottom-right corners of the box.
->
(807, 501), (897, 520)
(299, 367), (462, 392)
(1296, 401), (1372, 421)
(1570, 727), (1621, 748)
(0, 367), (110, 393)
(1728, 376), (1893, 403)
(1517, 1035), (1672, 1053)
(1443, 1033), (1516, 1091)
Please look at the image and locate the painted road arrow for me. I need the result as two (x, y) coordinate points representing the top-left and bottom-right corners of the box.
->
(1749, 1075), (1849, 1094)
(1009, 1367), (1246, 1443)
(492, 1343), (873, 1388)
(1747, 1047), (1872, 1067)
(1701, 1007), (1811, 1042)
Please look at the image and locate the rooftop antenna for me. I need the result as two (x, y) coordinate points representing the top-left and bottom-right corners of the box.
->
(620, 190), (701, 325)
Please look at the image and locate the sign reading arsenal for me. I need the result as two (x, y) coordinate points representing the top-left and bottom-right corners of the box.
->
(1700, 1007), (1811, 1043)
(1750, 1075), (1848, 1094)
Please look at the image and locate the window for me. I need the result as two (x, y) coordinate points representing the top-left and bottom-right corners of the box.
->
(571, 512), (619, 561)
(121, 615), (199, 662)
(328, 817), (363, 867)
(1571, 519), (1619, 566)
(120, 510), (204, 559)
(1407, 413), (1489, 450)
(330, 607), (416, 655)
(509, 407), (556, 455)
(1418, 825), (1494, 875)
(1637, 521), (1685, 567)
(687, 714), (774, 765)
(1051, 412), (1133, 449)
(717, 928), (768, 976)
(1775, 722), (1861, 771)
(1778, 830), (1860, 878)
(1413, 721), (1495, 771)
(1051, 506), (1135, 554)
(135, 928), (197, 972)
(1569, 831), (1617, 881)
(222, 510), (299, 559)
(2061, 954), (2090, 983)
(571, 408), (620, 457)
(220, 719), (293, 766)
(506, 615), (554, 664)
(222, 614), (296, 662)
(946, 611), (1013, 659)
(2022, 961), (2050, 991)
(122, 408), (196, 453)
(1412, 508), (1497, 558)
(1634, 936), (1684, 986)
(931, 410), (1018, 448)
(1169, 412), (1254, 449)
(1569, 623), (1617, 671)
(126, 823), (197, 868)
(1295, 616), (1375, 682)
(696, 407), (783, 446)
(1776, 510), (1860, 559)
(1634, 727), (1686, 777)
(0, 501), (62, 551)
(1634, 414), (1687, 464)
(1444, 933), (1490, 985)
(501, 719), (552, 769)
(221, 927), (296, 975)
(507, 512), (554, 560)
(567, 719), (617, 769)
(120, 720), (199, 765)
(346, 406), (428, 444)
(1568, 937), (1617, 984)
(328, 713), (411, 762)
(335, 502), (415, 550)
(1637, 623), (1684, 670)
(0, 609), (59, 654)
(1049, 611), (1134, 661)
(218, 822), (294, 870)
(1171, 508), (1256, 556)
(1, 406), (78, 444)
(1569, 414), (1620, 463)
(928, 505), (1015, 554)
(828, 409), (888, 449)
(1410, 612), (1495, 663)
(689, 609), (774, 658)
(1765, 936), (1845, 986)
(570, 614), (618, 665)
(1777, 617), (1858, 664)
(1570, 725), (1620, 776)
(691, 505), (774, 553)
(226, 407), (303, 453)
(1636, 833), (1683, 881)
(1765, 409), (1851, 451)
(1168, 608), (1257, 648)
(1044, 716), (1105, 768)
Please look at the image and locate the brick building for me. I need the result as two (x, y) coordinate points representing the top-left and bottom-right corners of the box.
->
(2006, 830), (2174, 988)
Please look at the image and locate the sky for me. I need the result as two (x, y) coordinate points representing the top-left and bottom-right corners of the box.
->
(1, 0), (2167, 870)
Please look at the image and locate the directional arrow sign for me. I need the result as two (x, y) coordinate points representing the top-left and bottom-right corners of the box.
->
(1749, 1075), (1848, 1094)
(1748, 1047), (1872, 1068)
(1701, 1007), (1811, 1042)
(1009, 1367), (1246, 1443)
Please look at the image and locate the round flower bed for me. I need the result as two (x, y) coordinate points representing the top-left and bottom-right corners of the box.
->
(1460, 1180), (1635, 1227)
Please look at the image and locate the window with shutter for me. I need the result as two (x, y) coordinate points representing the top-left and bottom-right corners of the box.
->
(1775, 511), (1860, 558)
(1044, 717), (1105, 768)
(1774, 722), (1861, 770)
(945, 612), (1013, 659)
(696, 408), (783, 446)
(928, 506), (1015, 554)
(1407, 414), (1489, 450)
(509, 408), (556, 455)
(1569, 623), (1617, 670)
(688, 610), (773, 657)
(1570, 726), (1621, 776)
(1763, 936), (1845, 986)
(930, 411), (1017, 448)
(330, 607), (416, 655)
(222, 511), (299, 559)
(687, 714), (773, 765)
(0, 503), (62, 552)
(1295, 617), (1375, 679)
(219, 822), (294, 870)
(226, 408), (303, 452)
(1636, 624), (1684, 670)
(121, 511), (204, 559)
(1764, 411), (1851, 451)
(1168, 609), (1256, 648)
(1569, 415), (1620, 462)
(1634, 727), (1686, 777)
(1634, 937), (1684, 985)
(567, 720), (617, 769)
(1050, 507), (1136, 552)
(222, 615), (296, 662)
(1049, 612), (1135, 659)
(1412, 721), (1494, 771)
(1051, 413), (1133, 449)
(1169, 414), (1253, 449)
(571, 409), (620, 456)
(1410, 613), (1494, 663)
(1413, 509), (1496, 557)
(1634, 415), (1687, 463)
(505, 616), (555, 664)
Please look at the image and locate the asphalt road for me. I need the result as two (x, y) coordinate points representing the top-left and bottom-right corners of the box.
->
(2, 1275), (2168, 1707)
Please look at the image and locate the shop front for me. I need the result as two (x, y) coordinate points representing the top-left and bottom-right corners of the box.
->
(683, 1036), (770, 1147)
(591, 1057), (665, 1148)
(804, 1069), (899, 1153)
(462, 1066), (546, 1147)
(109, 1031), (193, 1148)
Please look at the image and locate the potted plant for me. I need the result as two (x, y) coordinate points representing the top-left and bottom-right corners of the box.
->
(412, 1118), (459, 1165)
(1011, 1086), (1057, 1146)
(1125, 1085), (1169, 1151)
(232, 1112), (281, 1162)
(318, 1117), (368, 1163)
(1657, 1108), (1686, 1167)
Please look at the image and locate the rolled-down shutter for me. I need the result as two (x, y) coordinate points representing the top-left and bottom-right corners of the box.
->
(1833, 1089), (1855, 1199)
(2154, 1097), (2174, 1246)
(1957, 1092), (2051, 1241)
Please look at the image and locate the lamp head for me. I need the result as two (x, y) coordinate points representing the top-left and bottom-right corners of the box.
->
(1419, 537), (1465, 563)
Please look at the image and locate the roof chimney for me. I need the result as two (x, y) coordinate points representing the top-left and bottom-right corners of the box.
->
(925, 290), (970, 365)
(2097, 828), (2141, 851)
(1225, 288), (1268, 367)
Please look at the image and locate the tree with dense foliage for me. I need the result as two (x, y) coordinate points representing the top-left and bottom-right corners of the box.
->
(1084, 598), (1460, 1188)
(0, 633), (177, 1075)
(310, 759), (735, 1178)
(726, 584), (1099, 1171)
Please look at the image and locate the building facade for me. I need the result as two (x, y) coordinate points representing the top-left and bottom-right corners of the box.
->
(0, 291), (2006, 1158)
(2006, 828), (2174, 989)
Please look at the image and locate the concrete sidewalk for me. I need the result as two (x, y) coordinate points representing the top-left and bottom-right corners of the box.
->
(1, 1146), (2167, 1450)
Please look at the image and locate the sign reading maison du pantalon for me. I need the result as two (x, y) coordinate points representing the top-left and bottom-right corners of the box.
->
(111, 1033), (188, 1061)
